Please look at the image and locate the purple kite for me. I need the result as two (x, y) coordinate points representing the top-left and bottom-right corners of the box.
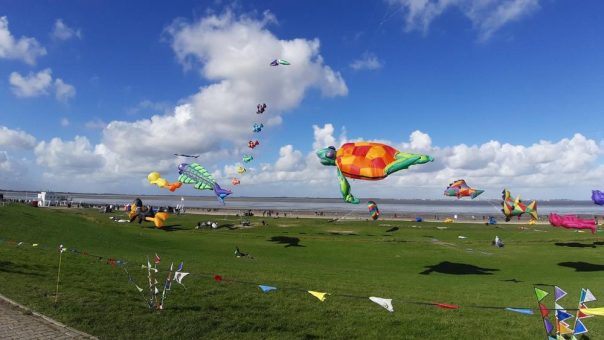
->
(548, 213), (597, 234)
(592, 190), (604, 206)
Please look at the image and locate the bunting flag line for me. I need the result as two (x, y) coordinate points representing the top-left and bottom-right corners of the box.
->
(174, 272), (189, 285)
(369, 297), (394, 312)
(505, 308), (534, 315)
(308, 291), (328, 302)
(259, 285), (277, 293)
(573, 288), (597, 337)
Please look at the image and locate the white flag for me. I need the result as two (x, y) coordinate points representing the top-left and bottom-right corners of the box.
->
(174, 271), (189, 284)
(369, 297), (394, 312)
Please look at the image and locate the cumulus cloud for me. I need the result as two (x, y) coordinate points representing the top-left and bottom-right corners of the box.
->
(60, 118), (70, 127)
(350, 52), (383, 71)
(387, 0), (540, 41)
(34, 136), (105, 174)
(0, 16), (47, 64)
(9, 69), (76, 101)
(51, 19), (82, 41)
(85, 118), (107, 130)
(9, 69), (53, 97)
(0, 126), (37, 150)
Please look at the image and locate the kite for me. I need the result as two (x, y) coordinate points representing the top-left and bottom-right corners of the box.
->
(444, 179), (484, 199)
(174, 153), (199, 158)
(237, 166), (247, 174)
(316, 142), (433, 204)
(591, 190), (604, 206)
(256, 103), (267, 114)
(548, 214), (596, 234)
(248, 140), (260, 149)
(242, 154), (254, 163)
(128, 207), (169, 228)
(177, 163), (232, 204)
(231, 178), (240, 185)
(501, 189), (537, 222)
(270, 59), (290, 66)
(367, 201), (380, 220)
(253, 123), (264, 133)
(147, 172), (182, 192)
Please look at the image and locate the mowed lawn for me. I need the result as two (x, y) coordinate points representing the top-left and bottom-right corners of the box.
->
(0, 204), (603, 339)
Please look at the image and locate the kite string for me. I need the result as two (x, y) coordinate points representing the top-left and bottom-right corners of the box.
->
(54, 249), (63, 304)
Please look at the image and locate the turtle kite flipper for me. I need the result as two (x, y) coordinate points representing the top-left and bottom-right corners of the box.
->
(385, 153), (433, 176)
(337, 168), (360, 204)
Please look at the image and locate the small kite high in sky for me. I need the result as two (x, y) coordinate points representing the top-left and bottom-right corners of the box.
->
(253, 123), (264, 133)
(174, 153), (199, 158)
(501, 189), (537, 222)
(316, 142), (433, 204)
(248, 140), (259, 149)
(237, 166), (247, 174)
(444, 179), (484, 199)
(242, 154), (254, 163)
(270, 59), (290, 66)
(256, 103), (266, 114)
(591, 190), (604, 205)
(231, 178), (240, 185)
(177, 163), (232, 204)
(548, 213), (597, 234)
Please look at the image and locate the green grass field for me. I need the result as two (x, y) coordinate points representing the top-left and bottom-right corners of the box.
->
(0, 203), (602, 339)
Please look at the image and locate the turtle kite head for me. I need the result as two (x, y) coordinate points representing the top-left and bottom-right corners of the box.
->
(178, 163), (188, 174)
(316, 146), (337, 166)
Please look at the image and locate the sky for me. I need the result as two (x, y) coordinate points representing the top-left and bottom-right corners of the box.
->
(1, 0), (603, 200)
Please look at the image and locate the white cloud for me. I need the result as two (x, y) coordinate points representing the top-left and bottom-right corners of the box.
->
(274, 145), (303, 171)
(85, 118), (107, 130)
(60, 118), (70, 127)
(126, 100), (171, 115)
(350, 52), (383, 71)
(51, 19), (82, 41)
(9, 69), (53, 97)
(34, 136), (105, 174)
(54, 78), (76, 102)
(0, 16), (47, 64)
(387, 0), (540, 41)
(0, 126), (37, 150)
(9, 69), (76, 101)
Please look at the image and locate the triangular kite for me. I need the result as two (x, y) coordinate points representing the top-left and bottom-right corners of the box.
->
(581, 289), (596, 303)
(555, 286), (567, 301)
(574, 319), (588, 335)
(505, 308), (533, 315)
(258, 285), (277, 293)
(174, 272), (189, 285)
(308, 291), (328, 302)
(369, 297), (394, 312)
(579, 307), (604, 316)
(535, 288), (549, 302)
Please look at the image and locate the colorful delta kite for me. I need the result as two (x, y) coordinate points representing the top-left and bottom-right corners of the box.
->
(316, 142), (433, 204)
(177, 163), (232, 204)
(367, 201), (380, 220)
(548, 214), (597, 234)
(248, 140), (260, 149)
(231, 178), (240, 185)
(591, 190), (604, 206)
(270, 59), (290, 66)
(147, 172), (182, 192)
(444, 179), (484, 199)
(501, 189), (537, 222)
(256, 103), (267, 114)
(242, 154), (254, 163)
(253, 123), (264, 133)
(237, 166), (247, 175)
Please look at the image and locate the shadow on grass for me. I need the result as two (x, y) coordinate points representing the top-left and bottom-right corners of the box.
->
(558, 261), (604, 272)
(501, 278), (523, 283)
(160, 225), (185, 232)
(0, 261), (44, 276)
(420, 261), (499, 275)
(385, 227), (399, 232)
(269, 236), (304, 247)
(555, 242), (604, 248)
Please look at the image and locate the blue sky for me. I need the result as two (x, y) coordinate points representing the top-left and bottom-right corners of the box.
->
(1, 0), (604, 200)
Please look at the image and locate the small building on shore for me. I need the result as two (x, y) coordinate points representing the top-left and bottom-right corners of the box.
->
(37, 191), (71, 207)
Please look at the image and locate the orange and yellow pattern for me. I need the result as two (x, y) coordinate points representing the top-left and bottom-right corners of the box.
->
(336, 142), (398, 180)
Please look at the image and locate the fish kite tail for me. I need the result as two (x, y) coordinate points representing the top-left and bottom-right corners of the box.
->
(168, 182), (182, 192)
(526, 200), (538, 220)
(471, 190), (484, 199)
(213, 183), (232, 204)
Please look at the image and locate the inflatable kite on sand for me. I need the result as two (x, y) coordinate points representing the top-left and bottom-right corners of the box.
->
(147, 172), (182, 192)
(178, 163), (232, 204)
(592, 190), (604, 206)
(316, 142), (433, 204)
(549, 213), (597, 234)
(501, 189), (537, 222)
(127, 202), (169, 228)
(367, 201), (380, 220)
(444, 179), (484, 199)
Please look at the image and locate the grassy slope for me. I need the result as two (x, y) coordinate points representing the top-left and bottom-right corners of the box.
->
(0, 204), (603, 339)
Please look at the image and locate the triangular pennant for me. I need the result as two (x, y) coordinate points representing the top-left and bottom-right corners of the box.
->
(258, 285), (277, 293)
(369, 297), (394, 312)
(577, 304), (593, 319)
(174, 272), (189, 284)
(544, 318), (554, 334)
(177, 262), (183, 272)
(505, 307), (533, 315)
(582, 289), (596, 303)
(154, 287), (159, 295)
(554, 286), (567, 301)
(579, 307), (604, 316)
(539, 303), (550, 317)
(559, 321), (573, 335)
(308, 291), (328, 302)
(574, 319), (588, 335)
(435, 303), (459, 309)
(557, 309), (573, 322)
(535, 287), (549, 302)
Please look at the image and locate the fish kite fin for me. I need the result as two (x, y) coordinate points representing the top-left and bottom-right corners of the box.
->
(213, 183), (232, 204)
(471, 190), (484, 199)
